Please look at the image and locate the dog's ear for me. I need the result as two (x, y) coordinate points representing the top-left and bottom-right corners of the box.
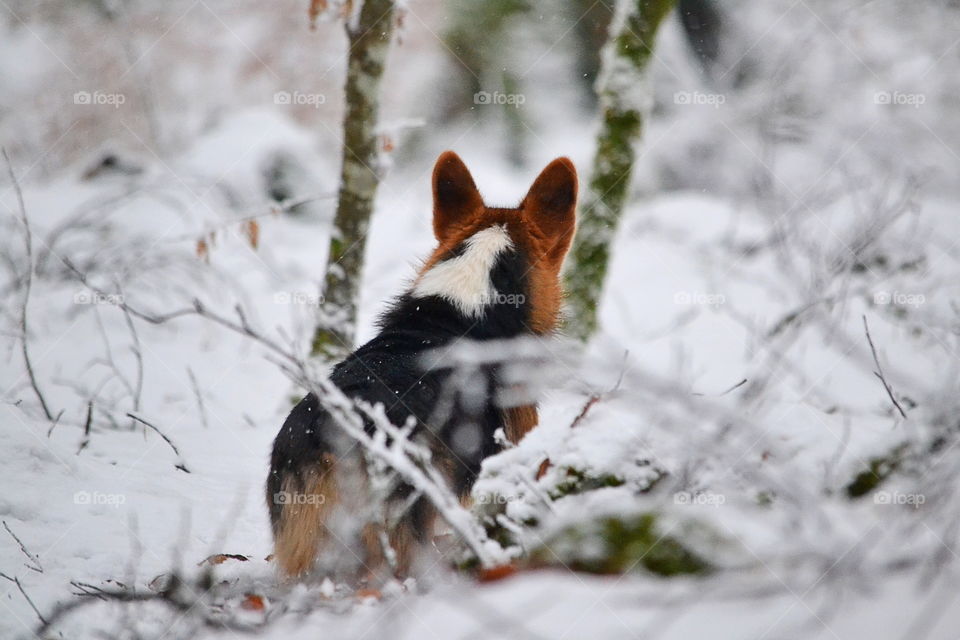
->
(522, 157), (578, 261)
(432, 151), (484, 243)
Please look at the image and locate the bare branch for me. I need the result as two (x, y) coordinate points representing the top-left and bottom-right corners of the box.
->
(45, 409), (65, 438)
(120, 294), (144, 412)
(127, 413), (191, 473)
(77, 401), (93, 455)
(862, 315), (907, 419)
(187, 367), (209, 429)
(38, 573), (262, 636)
(570, 351), (629, 429)
(12, 575), (47, 625)
(3, 520), (42, 573)
(3, 147), (53, 420)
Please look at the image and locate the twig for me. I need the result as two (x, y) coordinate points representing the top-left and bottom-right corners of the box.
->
(120, 295), (144, 412)
(4, 147), (53, 420)
(127, 413), (191, 473)
(65, 259), (502, 564)
(69, 580), (110, 600)
(161, 192), (336, 244)
(45, 409), (65, 438)
(64, 257), (295, 368)
(12, 575), (47, 625)
(187, 367), (209, 428)
(692, 378), (749, 397)
(319, 394), (506, 568)
(77, 401), (93, 455)
(570, 351), (629, 429)
(862, 315), (907, 418)
(3, 520), (43, 572)
(93, 306), (139, 413)
(38, 573), (262, 636)
(569, 394), (602, 429)
(718, 378), (749, 396)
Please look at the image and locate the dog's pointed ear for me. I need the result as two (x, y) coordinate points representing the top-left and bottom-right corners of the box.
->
(432, 151), (483, 243)
(522, 157), (578, 259)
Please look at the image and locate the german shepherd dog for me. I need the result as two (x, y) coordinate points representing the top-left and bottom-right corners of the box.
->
(267, 151), (577, 581)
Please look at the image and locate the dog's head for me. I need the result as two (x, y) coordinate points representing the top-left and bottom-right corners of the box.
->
(414, 151), (577, 334)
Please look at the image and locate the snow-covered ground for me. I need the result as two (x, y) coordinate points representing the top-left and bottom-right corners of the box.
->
(3, 1), (960, 638)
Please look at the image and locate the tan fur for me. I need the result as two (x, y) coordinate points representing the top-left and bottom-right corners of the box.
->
(273, 455), (338, 578)
(418, 154), (577, 338)
(272, 154), (576, 581)
(359, 517), (422, 581)
(417, 213), (570, 335)
(503, 404), (539, 443)
(419, 152), (578, 448)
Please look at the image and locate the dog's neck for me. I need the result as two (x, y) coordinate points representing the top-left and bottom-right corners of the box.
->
(377, 227), (532, 344)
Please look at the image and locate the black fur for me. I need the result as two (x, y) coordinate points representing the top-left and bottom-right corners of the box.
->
(267, 242), (531, 536)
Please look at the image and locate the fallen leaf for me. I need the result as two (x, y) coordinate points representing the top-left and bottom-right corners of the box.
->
(477, 564), (518, 584)
(241, 593), (265, 611)
(244, 219), (259, 250)
(197, 553), (249, 566)
(196, 238), (209, 263)
(148, 573), (174, 592)
(536, 458), (552, 479)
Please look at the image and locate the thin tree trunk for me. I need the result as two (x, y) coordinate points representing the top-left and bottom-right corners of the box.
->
(564, 0), (676, 341)
(312, 0), (396, 360)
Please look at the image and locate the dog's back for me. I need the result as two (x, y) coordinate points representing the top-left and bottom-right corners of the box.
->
(267, 151), (578, 580)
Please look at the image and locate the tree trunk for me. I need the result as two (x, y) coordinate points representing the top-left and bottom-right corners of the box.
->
(312, 0), (396, 360)
(564, 0), (676, 341)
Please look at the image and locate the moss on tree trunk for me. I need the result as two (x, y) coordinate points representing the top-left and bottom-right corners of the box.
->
(311, 0), (396, 360)
(564, 0), (676, 341)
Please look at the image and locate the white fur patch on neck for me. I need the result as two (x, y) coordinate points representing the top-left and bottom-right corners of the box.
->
(413, 224), (513, 318)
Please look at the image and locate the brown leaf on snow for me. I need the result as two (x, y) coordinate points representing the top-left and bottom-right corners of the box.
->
(241, 593), (265, 611)
(148, 573), (174, 592)
(477, 564), (518, 584)
(536, 458), (552, 479)
(244, 219), (260, 250)
(197, 553), (249, 566)
(196, 238), (209, 263)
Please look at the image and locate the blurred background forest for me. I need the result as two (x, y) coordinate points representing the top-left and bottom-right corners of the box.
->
(3, 1), (960, 638)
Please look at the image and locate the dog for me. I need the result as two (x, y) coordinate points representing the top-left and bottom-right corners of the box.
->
(267, 151), (577, 581)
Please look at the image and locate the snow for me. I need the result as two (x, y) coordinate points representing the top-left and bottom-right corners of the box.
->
(3, 0), (960, 638)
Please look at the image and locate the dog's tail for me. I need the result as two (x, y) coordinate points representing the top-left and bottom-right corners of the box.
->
(268, 453), (338, 578)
